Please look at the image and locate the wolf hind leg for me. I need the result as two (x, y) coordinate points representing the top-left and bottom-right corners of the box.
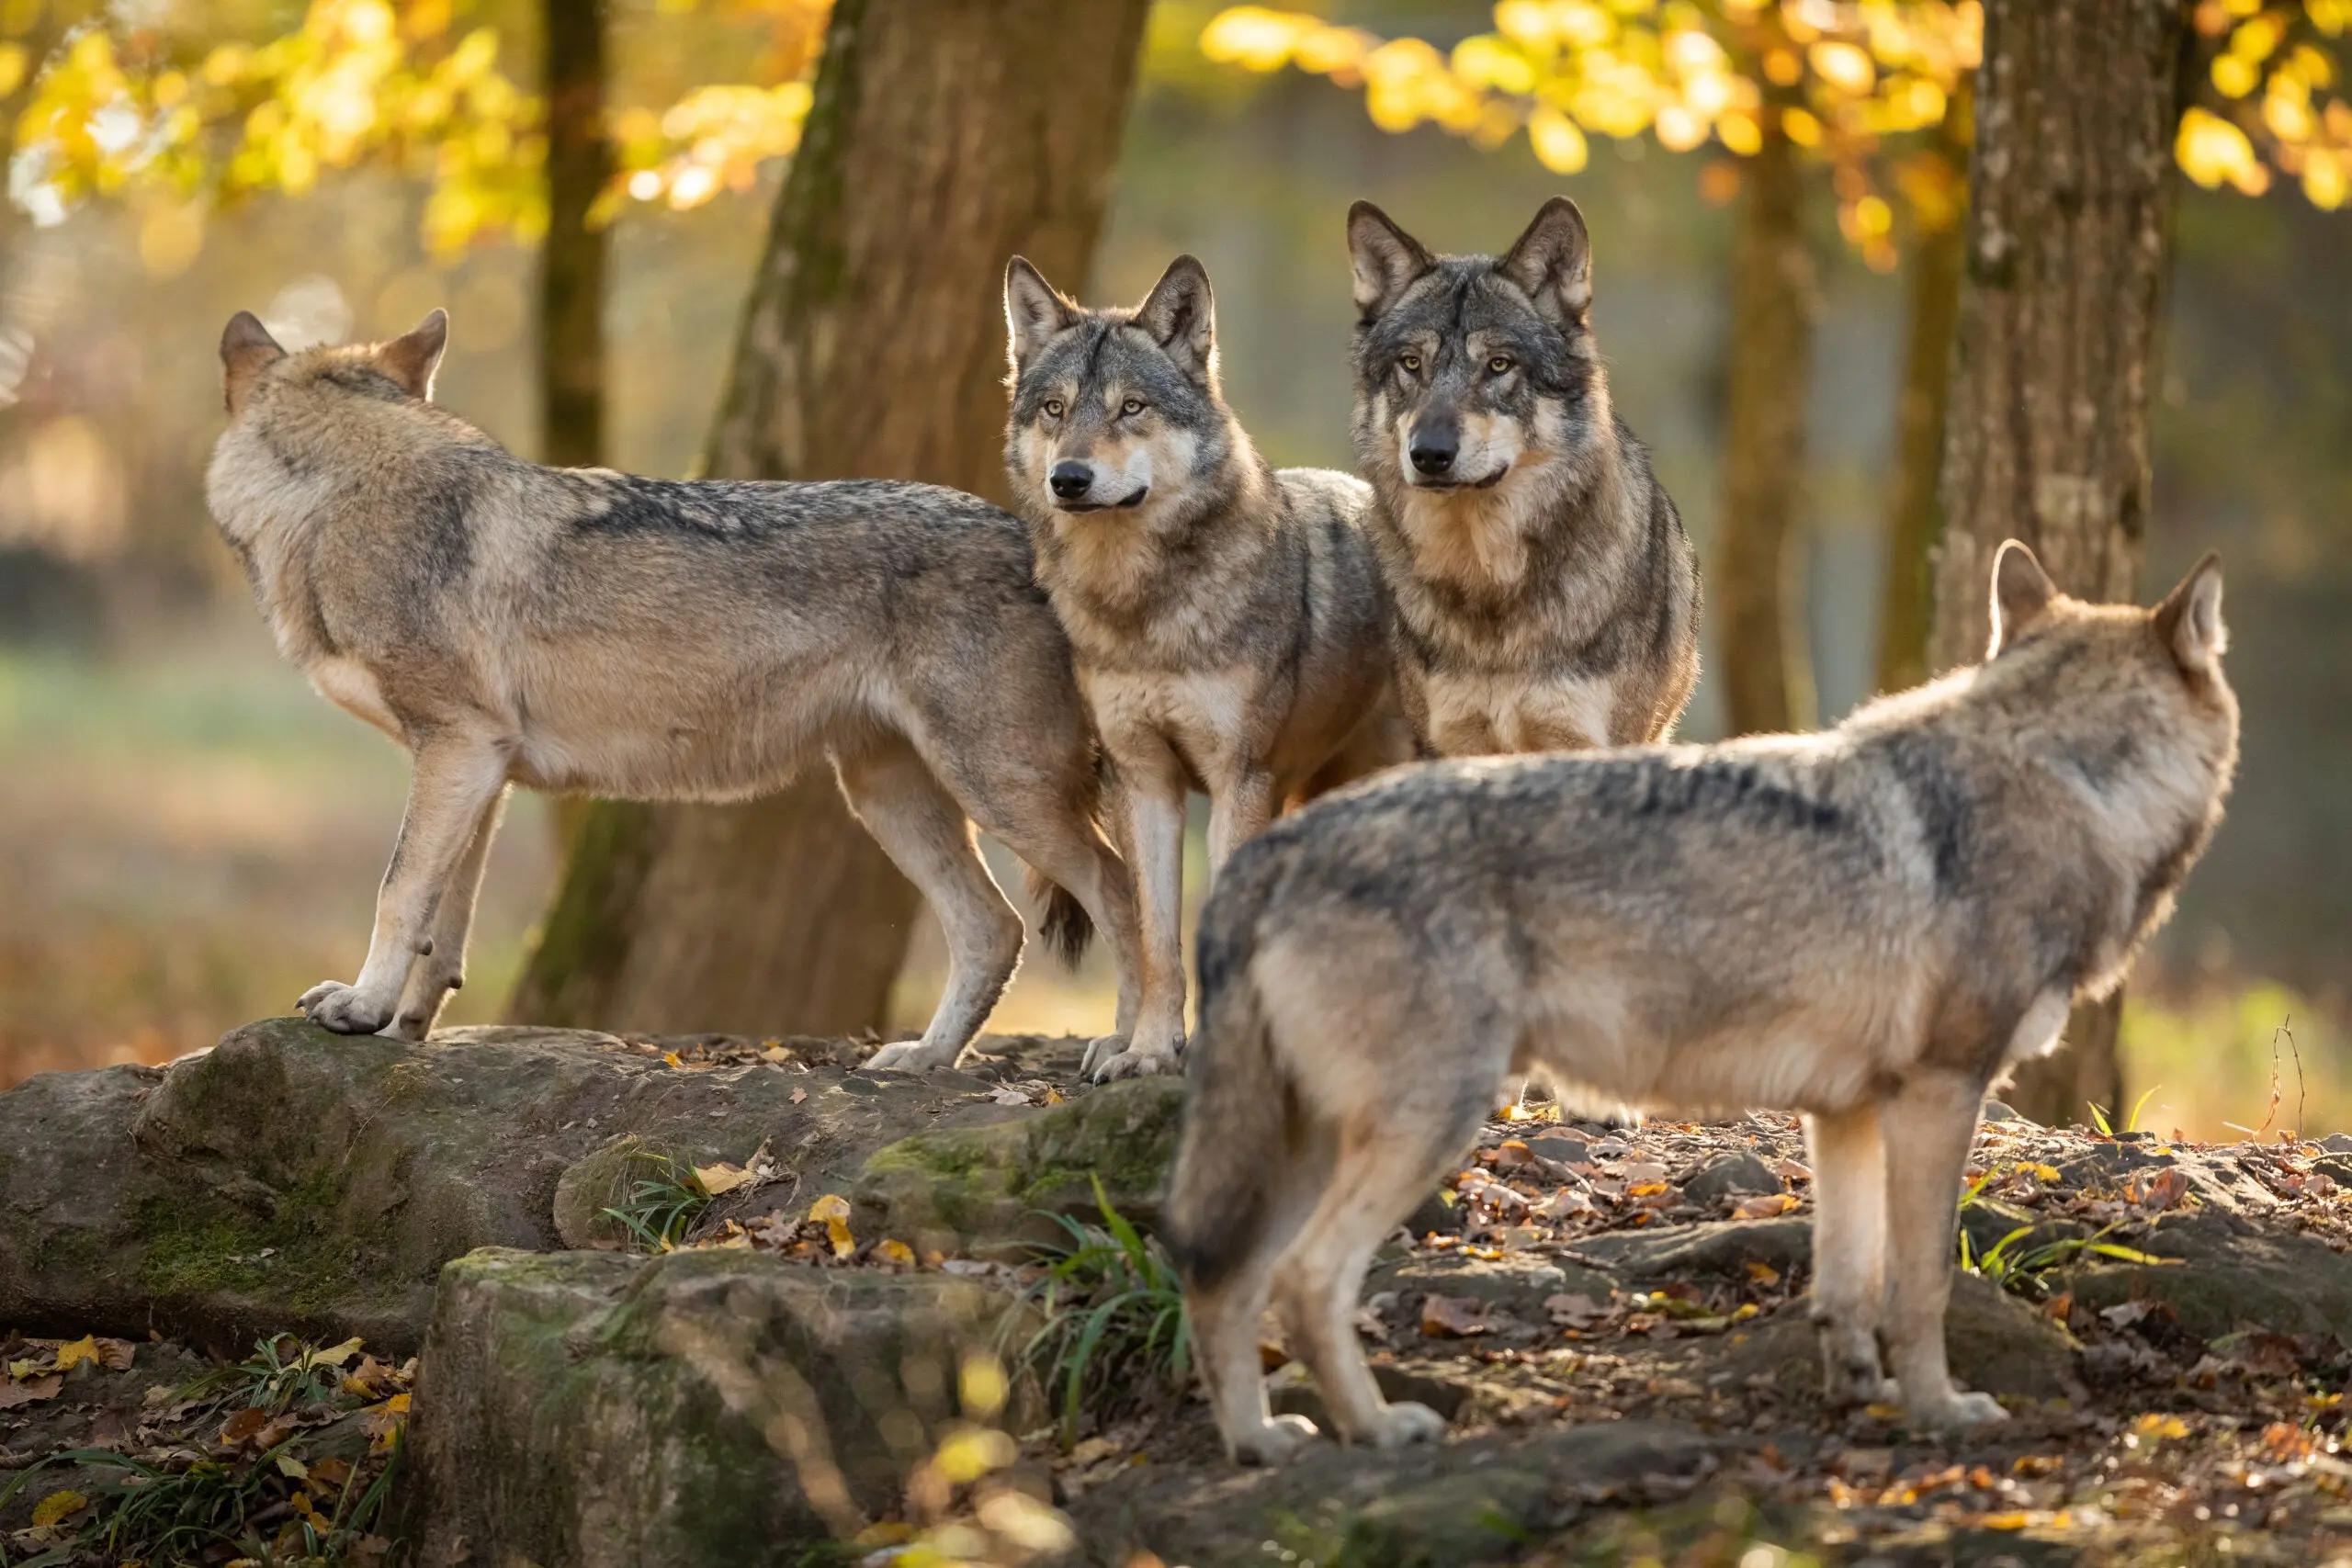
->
(385, 785), (509, 1042)
(1882, 1068), (2007, 1430)
(835, 738), (1023, 1074)
(1805, 1100), (1894, 1406)
(1274, 1090), (1485, 1450)
(1192, 1147), (1327, 1466)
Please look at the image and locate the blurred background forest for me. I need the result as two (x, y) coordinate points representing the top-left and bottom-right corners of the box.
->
(0, 0), (2345, 1140)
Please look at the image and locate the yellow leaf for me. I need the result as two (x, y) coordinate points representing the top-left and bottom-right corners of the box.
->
(31, 1489), (88, 1528)
(808, 1193), (852, 1223)
(877, 1238), (916, 1265)
(310, 1337), (366, 1368)
(52, 1335), (100, 1371)
(933, 1424), (1017, 1484)
(826, 1216), (855, 1258)
(695, 1162), (754, 1196)
(378, 1392), (413, 1415)
(277, 1453), (310, 1479)
(662, 1050), (684, 1068)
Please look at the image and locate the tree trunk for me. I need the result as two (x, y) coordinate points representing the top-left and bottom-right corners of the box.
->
(538, 0), (607, 471)
(1871, 113), (1968, 697)
(509, 0), (1152, 1037)
(1929, 0), (2186, 1126)
(1714, 116), (1817, 736)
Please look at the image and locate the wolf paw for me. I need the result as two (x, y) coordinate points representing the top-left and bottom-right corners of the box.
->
(865, 1040), (957, 1073)
(1093, 1043), (1182, 1083)
(1905, 1389), (2008, 1431)
(1079, 1032), (1129, 1079)
(1230, 1414), (1319, 1467)
(298, 981), (393, 1035)
(1362, 1401), (1448, 1450)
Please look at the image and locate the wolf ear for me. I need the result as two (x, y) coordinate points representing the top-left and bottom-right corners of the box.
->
(1005, 257), (1077, 368)
(379, 310), (448, 400)
(220, 311), (287, 417)
(1136, 254), (1216, 380)
(1498, 197), (1592, 325)
(1347, 200), (1434, 321)
(2153, 551), (2227, 679)
(1986, 539), (2059, 658)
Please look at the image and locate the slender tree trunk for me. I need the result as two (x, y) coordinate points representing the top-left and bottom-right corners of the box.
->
(509, 0), (1152, 1036)
(1872, 113), (1968, 696)
(1714, 116), (1817, 736)
(1930, 0), (2186, 1125)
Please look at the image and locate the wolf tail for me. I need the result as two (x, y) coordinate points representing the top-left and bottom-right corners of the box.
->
(1024, 866), (1093, 966)
(1163, 867), (1292, 1292)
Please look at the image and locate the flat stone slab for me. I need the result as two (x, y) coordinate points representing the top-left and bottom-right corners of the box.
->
(0, 1019), (1121, 1354)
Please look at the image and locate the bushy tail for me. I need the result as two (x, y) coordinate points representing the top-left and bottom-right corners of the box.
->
(1163, 894), (1291, 1291)
(1024, 866), (1093, 966)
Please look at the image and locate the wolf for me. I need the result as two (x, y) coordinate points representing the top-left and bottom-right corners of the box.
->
(205, 308), (1144, 1071)
(1002, 254), (1412, 1083)
(1346, 196), (1701, 757)
(1166, 542), (2237, 1463)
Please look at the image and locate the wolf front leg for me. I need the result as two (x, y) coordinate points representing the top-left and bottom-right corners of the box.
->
(1087, 737), (1189, 1082)
(1881, 1068), (2007, 1430)
(1805, 1101), (1894, 1406)
(300, 734), (511, 1036)
(1205, 766), (1276, 880)
(383, 785), (510, 1042)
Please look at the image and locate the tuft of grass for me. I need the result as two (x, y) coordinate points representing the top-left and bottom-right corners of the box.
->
(1005, 1176), (1192, 1445)
(599, 1150), (715, 1251)
(2087, 1086), (2161, 1137)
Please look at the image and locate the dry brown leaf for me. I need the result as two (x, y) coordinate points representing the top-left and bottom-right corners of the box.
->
(1733, 1192), (1800, 1220)
(695, 1162), (755, 1197)
(1419, 1293), (1493, 1337)
(95, 1337), (137, 1371)
(789, 1086), (808, 1104)
(1544, 1292), (1609, 1326)
(0, 1373), (61, 1407)
(1620, 1161), (1668, 1185)
(220, 1405), (269, 1444)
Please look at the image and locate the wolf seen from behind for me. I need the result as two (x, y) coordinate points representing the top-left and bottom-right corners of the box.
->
(1167, 543), (2238, 1463)
(205, 309), (1143, 1070)
(1002, 254), (1411, 1084)
(1348, 196), (1700, 756)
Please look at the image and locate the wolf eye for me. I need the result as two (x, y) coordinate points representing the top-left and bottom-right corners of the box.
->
(1398, 354), (1421, 375)
(1121, 398), (1146, 417)
(1487, 355), (1515, 375)
(1043, 398), (1065, 419)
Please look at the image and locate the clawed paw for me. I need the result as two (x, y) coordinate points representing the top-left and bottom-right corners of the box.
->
(1362, 1400), (1447, 1450)
(1092, 1043), (1182, 1083)
(1230, 1414), (1319, 1466)
(1906, 1388), (2008, 1430)
(865, 1041), (956, 1073)
(1079, 1032), (1129, 1079)
(297, 981), (394, 1036)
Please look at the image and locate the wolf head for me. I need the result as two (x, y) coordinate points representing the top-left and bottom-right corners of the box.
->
(1001, 254), (1247, 535)
(1347, 197), (1611, 503)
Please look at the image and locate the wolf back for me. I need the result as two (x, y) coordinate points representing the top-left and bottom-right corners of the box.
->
(1348, 197), (1701, 755)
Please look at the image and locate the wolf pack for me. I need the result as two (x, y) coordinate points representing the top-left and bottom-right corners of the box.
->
(206, 197), (2239, 1467)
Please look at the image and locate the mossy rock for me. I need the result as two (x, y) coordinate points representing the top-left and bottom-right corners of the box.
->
(1714, 1269), (2082, 1405)
(400, 1247), (1018, 1567)
(2061, 1207), (2352, 1341)
(852, 1077), (1184, 1253)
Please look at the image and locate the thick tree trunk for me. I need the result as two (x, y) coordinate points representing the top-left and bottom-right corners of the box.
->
(1714, 118), (1817, 736)
(538, 0), (607, 471)
(509, 0), (1151, 1036)
(1871, 122), (1967, 696)
(1930, 0), (2185, 1126)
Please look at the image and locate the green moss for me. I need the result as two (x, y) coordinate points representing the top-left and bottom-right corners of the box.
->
(132, 1165), (382, 1315)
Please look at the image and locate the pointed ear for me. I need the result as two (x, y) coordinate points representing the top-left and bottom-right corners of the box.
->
(1135, 254), (1215, 379)
(1986, 538), (2060, 658)
(1347, 200), (1434, 321)
(1004, 257), (1077, 368)
(378, 309), (448, 400)
(2153, 551), (2227, 679)
(220, 310), (287, 417)
(1498, 196), (1592, 325)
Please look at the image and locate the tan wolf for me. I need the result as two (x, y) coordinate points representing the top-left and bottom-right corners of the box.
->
(1002, 254), (1412, 1082)
(205, 309), (1143, 1070)
(1347, 197), (1702, 756)
(1166, 543), (2236, 1462)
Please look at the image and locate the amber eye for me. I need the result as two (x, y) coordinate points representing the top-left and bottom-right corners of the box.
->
(1043, 398), (1064, 418)
(1488, 355), (1515, 375)
(1121, 398), (1146, 417)
(1399, 354), (1421, 374)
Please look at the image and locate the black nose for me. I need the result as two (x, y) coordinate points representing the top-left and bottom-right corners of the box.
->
(1049, 462), (1093, 500)
(1408, 432), (1456, 476)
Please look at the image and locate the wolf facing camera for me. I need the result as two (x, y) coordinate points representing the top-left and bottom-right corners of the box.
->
(1002, 254), (1411, 1083)
(1167, 543), (2237, 1463)
(205, 309), (1145, 1072)
(1348, 196), (1702, 756)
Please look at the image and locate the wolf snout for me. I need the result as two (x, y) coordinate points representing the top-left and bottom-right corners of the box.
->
(1408, 426), (1457, 477)
(1049, 460), (1094, 501)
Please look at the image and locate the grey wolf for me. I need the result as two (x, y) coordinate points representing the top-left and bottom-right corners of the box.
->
(1347, 196), (1701, 756)
(1166, 542), (2236, 1462)
(206, 309), (1142, 1070)
(1002, 254), (1411, 1082)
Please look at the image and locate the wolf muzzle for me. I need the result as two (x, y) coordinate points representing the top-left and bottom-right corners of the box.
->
(1046, 458), (1148, 513)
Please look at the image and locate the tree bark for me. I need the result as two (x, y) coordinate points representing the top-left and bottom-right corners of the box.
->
(538, 0), (607, 471)
(1871, 115), (1967, 697)
(509, 0), (1152, 1036)
(1930, 0), (2186, 1126)
(1714, 116), (1817, 736)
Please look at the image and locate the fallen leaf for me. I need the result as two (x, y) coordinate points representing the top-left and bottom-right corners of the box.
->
(1419, 1293), (1493, 1337)
(0, 1373), (62, 1407)
(695, 1162), (755, 1197)
(1539, 1189), (1596, 1220)
(1744, 1260), (1781, 1286)
(220, 1406), (270, 1444)
(876, 1238), (916, 1265)
(311, 1337), (366, 1368)
(1619, 1161), (1668, 1184)
(310, 1456), (354, 1489)
(1733, 1192), (1800, 1220)
(95, 1337), (137, 1371)
(1544, 1292), (1610, 1326)
(789, 1087), (808, 1105)
(1628, 1181), (1670, 1197)
(31, 1489), (88, 1528)
(277, 1453), (310, 1479)
(1492, 1140), (1533, 1168)
(52, 1335), (100, 1372)
(2134, 1167), (2191, 1211)
(1774, 1157), (1812, 1182)
(808, 1194), (851, 1222)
